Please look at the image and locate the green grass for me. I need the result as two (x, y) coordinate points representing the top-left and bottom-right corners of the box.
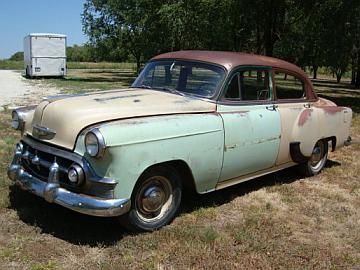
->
(0, 60), (23, 70)
(67, 61), (136, 70)
(30, 69), (137, 93)
(0, 60), (136, 71)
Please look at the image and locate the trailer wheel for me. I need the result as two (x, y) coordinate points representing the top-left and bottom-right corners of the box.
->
(25, 66), (29, 78)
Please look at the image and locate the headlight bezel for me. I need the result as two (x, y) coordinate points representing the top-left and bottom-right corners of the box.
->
(11, 106), (37, 132)
(84, 128), (106, 158)
(11, 110), (24, 130)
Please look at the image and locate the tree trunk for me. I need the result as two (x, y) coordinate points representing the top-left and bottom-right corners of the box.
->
(136, 58), (141, 74)
(355, 53), (360, 89)
(352, 69), (356, 85)
(356, 67), (360, 89)
(312, 65), (318, 79)
(336, 70), (342, 83)
(351, 56), (356, 85)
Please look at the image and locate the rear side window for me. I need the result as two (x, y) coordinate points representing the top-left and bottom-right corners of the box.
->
(274, 71), (305, 99)
(224, 69), (271, 101)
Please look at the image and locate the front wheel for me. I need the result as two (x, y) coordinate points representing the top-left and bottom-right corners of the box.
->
(119, 165), (182, 232)
(298, 140), (328, 176)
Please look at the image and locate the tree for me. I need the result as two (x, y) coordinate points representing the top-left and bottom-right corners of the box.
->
(9, 51), (24, 61)
(82, 0), (165, 71)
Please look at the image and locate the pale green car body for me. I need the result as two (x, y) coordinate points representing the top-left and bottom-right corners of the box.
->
(8, 51), (352, 231)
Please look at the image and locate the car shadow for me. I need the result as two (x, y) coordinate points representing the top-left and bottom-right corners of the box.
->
(8, 160), (339, 247)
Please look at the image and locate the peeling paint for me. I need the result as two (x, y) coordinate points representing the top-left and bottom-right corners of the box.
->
(94, 94), (145, 103)
(319, 106), (344, 114)
(298, 109), (313, 127)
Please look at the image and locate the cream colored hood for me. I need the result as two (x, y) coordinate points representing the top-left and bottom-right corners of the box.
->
(27, 88), (216, 149)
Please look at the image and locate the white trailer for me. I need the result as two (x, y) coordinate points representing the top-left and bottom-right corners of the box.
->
(24, 33), (66, 78)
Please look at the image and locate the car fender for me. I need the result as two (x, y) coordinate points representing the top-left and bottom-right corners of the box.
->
(74, 113), (224, 199)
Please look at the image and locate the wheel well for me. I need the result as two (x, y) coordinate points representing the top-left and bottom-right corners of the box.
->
(141, 160), (197, 194)
(327, 136), (336, 152)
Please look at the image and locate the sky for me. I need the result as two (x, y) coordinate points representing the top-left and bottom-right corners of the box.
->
(0, 0), (88, 59)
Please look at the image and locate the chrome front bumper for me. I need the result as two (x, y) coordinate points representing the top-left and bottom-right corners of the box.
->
(8, 144), (130, 217)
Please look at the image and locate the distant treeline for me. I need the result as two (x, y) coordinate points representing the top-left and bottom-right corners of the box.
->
(8, 45), (97, 63)
(81, 0), (360, 87)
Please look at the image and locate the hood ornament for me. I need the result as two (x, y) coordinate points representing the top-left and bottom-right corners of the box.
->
(32, 124), (56, 140)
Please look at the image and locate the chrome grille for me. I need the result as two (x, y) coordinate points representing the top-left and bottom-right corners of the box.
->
(18, 136), (117, 199)
(21, 141), (75, 187)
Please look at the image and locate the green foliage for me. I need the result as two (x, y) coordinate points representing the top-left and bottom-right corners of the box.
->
(67, 45), (93, 62)
(79, 0), (360, 84)
(9, 51), (24, 61)
(0, 60), (23, 70)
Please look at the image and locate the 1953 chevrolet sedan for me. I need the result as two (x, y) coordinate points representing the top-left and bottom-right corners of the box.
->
(8, 51), (352, 231)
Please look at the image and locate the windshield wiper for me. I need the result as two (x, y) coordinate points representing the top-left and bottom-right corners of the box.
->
(155, 87), (186, 96)
(132, 84), (152, 89)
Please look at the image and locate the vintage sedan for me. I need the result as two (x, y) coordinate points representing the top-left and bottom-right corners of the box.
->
(8, 51), (352, 231)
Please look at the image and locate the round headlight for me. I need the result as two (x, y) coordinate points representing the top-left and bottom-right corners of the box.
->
(68, 164), (84, 185)
(85, 129), (105, 158)
(11, 111), (21, 130)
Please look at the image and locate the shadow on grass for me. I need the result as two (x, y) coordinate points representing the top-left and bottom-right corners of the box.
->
(8, 161), (339, 247)
(86, 70), (135, 74)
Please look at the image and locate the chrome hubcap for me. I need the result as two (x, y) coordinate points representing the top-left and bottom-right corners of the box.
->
(310, 141), (326, 170)
(142, 186), (165, 213)
(135, 176), (173, 222)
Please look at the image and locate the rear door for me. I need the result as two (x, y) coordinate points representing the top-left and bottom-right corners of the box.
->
(273, 69), (319, 165)
(217, 67), (281, 182)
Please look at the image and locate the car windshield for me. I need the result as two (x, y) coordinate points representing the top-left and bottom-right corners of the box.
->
(131, 60), (225, 98)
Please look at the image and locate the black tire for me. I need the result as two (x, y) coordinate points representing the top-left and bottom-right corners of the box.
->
(25, 66), (30, 78)
(298, 140), (328, 177)
(119, 165), (182, 232)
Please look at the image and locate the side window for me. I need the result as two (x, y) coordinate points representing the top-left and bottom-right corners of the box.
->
(240, 70), (271, 100)
(224, 69), (271, 101)
(225, 73), (240, 99)
(274, 71), (305, 99)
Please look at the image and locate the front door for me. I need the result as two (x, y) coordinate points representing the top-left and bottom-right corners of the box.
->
(217, 67), (281, 182)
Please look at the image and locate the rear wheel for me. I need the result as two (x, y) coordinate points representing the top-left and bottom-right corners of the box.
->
(119, 165), (182, 232)
(298, 140), (328, 176)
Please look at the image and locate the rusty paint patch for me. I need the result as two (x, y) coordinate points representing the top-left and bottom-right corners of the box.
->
(94, 94), (145, 103)
(298, 109), (313, 127)
(319, 106), (344, 114)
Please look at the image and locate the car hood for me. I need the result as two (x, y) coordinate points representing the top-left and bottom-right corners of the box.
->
(27, 88), (216, 150)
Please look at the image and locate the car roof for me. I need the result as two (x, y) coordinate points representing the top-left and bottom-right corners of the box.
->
(152, 50), (316, 100)
(152, 50), (305, 75)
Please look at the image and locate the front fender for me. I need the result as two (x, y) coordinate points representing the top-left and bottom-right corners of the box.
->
(75, 114), (224, 199)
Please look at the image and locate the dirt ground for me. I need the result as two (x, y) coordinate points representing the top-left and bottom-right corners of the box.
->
(0, 70), (59, 109)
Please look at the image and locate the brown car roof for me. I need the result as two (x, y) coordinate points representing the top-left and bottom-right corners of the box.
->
(153, 50), (305, 77)
(152, 50), (316, 100)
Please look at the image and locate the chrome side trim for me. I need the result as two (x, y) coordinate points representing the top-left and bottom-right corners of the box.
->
(8, 162), (130, 217)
